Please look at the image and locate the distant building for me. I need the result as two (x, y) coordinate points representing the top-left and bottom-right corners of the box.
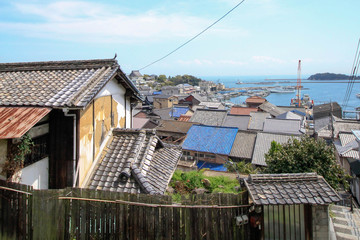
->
(129, 70), (144, 86)
(245, 96), (266, 108)
(161, 86), (183, 95)
(153, 95), (179, 109)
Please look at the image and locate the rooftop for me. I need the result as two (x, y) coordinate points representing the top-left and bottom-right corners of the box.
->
(182, 125), (238, 155)
(263, 118), (303, 135)
(244, 173), (341, 205)
(0, 58), (139, 108)
(229, 131), (257, 159)
(87, 129), (182, 194)
(189, 109), (227, 126)
(229, 106), (258, 116)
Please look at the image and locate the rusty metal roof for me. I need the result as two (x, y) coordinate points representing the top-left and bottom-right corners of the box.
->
(0, 107), (51, 139)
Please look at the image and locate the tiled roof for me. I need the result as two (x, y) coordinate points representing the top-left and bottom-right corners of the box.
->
(153, 94), (177, 99)
(245, 96), (266, 104)
(153, 108), (173, 120)
(222, 115), (250, 130)
(199, 102), (224, 109)
(276, 111), (303, 120)
(334, 139), (359, 159)
(182, 125), (238, 155)
(230, 107), (258, 116)
(263, 119), (303, 135)
(189, 109), (227, 126)
(0, 107), (51, 139)
(252, 132), (300, 166)
(316, 117), (360, 138)
(258, 102), (285, 117)
(178, 115), (191, 122)
(248, 112), (271, 131)
(0, 58), (139, 108)
(244, 173), (341, 205)
(229, 131), (257, 159)
(156, 120), (198, 134)
(353, 130), (360, 142)
(313, 102), (342, 119)
(88, 129), (182, 194)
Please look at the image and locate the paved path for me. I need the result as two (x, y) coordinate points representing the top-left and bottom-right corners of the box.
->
(330, 205), (360, 240)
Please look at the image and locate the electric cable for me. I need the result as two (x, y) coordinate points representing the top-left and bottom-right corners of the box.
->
(139, 0), (246, 71)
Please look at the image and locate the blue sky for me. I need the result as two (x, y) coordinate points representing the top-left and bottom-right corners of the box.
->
(0, 0), (359, 76)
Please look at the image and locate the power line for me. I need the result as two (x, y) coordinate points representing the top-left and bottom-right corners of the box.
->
(139, 0), (247, 71)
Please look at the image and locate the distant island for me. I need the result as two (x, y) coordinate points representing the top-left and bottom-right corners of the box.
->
(308, 72), (360, 80)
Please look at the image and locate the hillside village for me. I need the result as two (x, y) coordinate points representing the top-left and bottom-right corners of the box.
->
(0, 59), (360, 239)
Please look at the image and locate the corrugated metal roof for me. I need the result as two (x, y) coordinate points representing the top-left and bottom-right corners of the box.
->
(252, 132), (300, 166)
(182, 125), (238, 155)
(246, 96), (266, 104)
(178, 115), (191, 122)
(229, 131), (257, 159)
(0, 107), (51, 139)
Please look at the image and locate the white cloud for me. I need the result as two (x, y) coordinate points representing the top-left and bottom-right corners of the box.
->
(0, 1), (246, 44)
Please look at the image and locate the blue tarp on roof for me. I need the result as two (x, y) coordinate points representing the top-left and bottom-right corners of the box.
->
(197, 161), (227, 172)
(153, 91), (162, 95)
(291, 109), (306, 116)
(182, 125), (238, 155)
(170, 107), (189, 118)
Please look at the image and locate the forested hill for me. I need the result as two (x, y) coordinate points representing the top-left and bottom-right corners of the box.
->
(308, 73), (360, 80)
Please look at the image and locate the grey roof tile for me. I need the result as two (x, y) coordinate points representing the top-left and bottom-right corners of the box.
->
(189, 109), (227, 126)
(0, 58), (139, 108)
(87, 129), (182, 194)
(244, 173), (341, 205)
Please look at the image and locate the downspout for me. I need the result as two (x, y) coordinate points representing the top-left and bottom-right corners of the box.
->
(63, 108), (78, 187)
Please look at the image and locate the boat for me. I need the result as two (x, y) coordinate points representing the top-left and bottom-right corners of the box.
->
(270, 87), (295, 93)
(357, 93), (360, 98)
(236, 80), (243, 84)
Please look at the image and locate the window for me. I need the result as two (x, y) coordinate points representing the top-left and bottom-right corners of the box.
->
(24, 134), (49, 167)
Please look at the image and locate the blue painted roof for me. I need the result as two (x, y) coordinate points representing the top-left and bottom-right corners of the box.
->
(291, 109), (306, 116)
(170, 107), (189, 118)
(182, 125), (238, 155)
(153, 91), (162, 95)
(197, 161), (227, 172)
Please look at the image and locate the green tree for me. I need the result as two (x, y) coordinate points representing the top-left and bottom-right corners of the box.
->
(157, 74), (167, 83)
(264, 136), (350, 190)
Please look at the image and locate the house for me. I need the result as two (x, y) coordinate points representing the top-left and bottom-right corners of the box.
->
(151, 107), (192, 121)
(222, 115), (250, 130)
(258, 101), (285, 117)
(229, 131), (257, 162)
(248, 112), (271, 131)
(132, 117), (158, 129)
(315, 116), (360, 140)
(251, 132), (300, 167)
(181, 125), (238, 169)
(182, 93), (207, 107)
(128, 70), (144, 85)
(245, 96), (266, 108)
(244, 173), (341, 239)
(276, 111), (304, 121)
(153, 95), (179, 109)
(0, 58), (140, 189)
(83, 129), (182, 194)
(334, 132), (359, 174)
(189, 109), (227, 126)
(313, 102), (342, 119)
(263, 118), (304, 135)
(156, 120), (198, 144)
(198, 101), (225, 110)
(229, 106), (258, 116)
(161, 86), (183, 95)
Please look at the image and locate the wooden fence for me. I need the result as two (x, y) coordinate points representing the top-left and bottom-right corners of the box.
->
(0, 180), (250, 239)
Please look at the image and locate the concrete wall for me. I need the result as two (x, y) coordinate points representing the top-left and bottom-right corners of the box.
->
(12, 157), (49, 189)
(312, 205), (329, 240)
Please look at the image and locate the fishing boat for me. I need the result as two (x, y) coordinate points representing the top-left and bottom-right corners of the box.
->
(270, 87), (295, 93)
(236, 80), (243, 84)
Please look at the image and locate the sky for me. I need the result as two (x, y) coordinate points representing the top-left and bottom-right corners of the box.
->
(0, 0), (359, 77)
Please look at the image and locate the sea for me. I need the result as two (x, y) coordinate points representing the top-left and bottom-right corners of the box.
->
(201, 75), (360, 111)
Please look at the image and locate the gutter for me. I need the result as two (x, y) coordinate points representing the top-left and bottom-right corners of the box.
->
(63, 108), (78, 187)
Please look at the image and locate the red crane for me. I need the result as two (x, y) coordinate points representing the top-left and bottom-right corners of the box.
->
(296, 60), (301, 107)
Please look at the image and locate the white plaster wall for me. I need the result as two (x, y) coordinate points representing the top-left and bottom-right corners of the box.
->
(12, 157), (49, 189)
(96, 78), (126, 98)
(126, 96), (131, 128)
(113, 94), (126, 128)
